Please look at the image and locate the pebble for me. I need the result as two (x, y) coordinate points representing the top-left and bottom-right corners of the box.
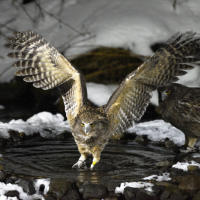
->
(18, 177), (36, 195)
(4, 190), (20, 199)
(79, 181), (107, 200)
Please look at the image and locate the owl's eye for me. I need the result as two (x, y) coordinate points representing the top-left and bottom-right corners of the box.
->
(90, 123), (94, 127)
(81, 123), (85, 126)
(165, 90), (170, 95)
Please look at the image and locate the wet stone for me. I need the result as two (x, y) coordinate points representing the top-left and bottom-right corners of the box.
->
(45, 196), (56, 200)
(160, 189), (170, 200)
(173, 153), (193, 163)
(187, 165), (200, 171)
(156, 159), (174, 168)
(62, 189), (81, 200)
(79, 182), (107, 200)
(39, 184), (45, 194)
(18, 177), (36, 195)
(135, 135), (148, 144)
(124, 187), (139, 200)
(165, 138), (176, 149)
(193, 191), (200, 200)
(107, 182), (119, 192)
(135, 189), (158, 200)
(48, 178), (72, 198)
(93, 161), (115, 171)
(0, 170), (6, 182)
(152, 185), (165, 195)
(177, 175), (200, 191)
(4, 190), (20, 199)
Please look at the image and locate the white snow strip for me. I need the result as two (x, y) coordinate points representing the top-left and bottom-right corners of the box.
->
(172, 161), (200, 171)
(115, 182), (154, 194)
(0, 181), (48, 200)
(143, 173), (171, 181)
(0, 112), (70, 138)
(127, 120), (185, 146)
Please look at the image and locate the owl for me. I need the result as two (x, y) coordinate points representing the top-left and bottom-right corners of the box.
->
(158, 83), (200, 152)
(4, 31), (200, 169)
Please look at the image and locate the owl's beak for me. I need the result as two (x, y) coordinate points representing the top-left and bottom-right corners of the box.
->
(84, 124), (91, 135)
(158, 89), (167, 102)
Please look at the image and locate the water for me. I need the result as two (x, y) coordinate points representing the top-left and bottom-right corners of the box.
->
(0, 138), (175, 185)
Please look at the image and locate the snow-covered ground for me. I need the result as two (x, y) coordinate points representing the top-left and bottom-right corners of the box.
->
(1, 0), (200, 199)
(0, 179), (50, 200)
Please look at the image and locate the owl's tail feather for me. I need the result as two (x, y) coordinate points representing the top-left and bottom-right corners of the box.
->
(4, 31), (76, 90)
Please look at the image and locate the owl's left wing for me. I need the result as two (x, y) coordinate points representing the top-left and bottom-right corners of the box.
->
(105, 31), (200, 133)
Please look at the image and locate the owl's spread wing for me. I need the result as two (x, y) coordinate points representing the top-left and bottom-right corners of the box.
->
(105, 31), (200, 133)
(5, 31), (87, 120)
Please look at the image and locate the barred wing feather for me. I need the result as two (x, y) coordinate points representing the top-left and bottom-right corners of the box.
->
(5, 31), (87, 120)
(105, 31), (200, 133)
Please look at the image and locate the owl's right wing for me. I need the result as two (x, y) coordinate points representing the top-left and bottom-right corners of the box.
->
(105, 31), (200, 134)
(5, 31), (87, 121)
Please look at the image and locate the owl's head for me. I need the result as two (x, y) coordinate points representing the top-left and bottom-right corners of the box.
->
(158, 83), (186, 104)
(73, 109), (109, 137)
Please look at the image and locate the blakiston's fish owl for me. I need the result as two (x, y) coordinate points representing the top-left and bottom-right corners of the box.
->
(158, 83), (200, 152)
(5, 31), (200, 169)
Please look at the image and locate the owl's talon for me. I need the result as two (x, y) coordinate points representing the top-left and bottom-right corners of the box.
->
(90, 164), (94, 170)
(180, 146), (198, 153)
(72, 160), (84, 169)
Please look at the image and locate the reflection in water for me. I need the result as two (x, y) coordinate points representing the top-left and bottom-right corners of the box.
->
(0, 139), (175, 185)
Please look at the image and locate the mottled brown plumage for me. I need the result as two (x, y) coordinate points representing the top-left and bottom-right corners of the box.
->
(158, 83), (200, 152)
(4, 31), (200, 168)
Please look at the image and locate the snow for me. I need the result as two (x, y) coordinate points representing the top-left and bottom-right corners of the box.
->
(0, 112), (185, 146)
(115, 181), (154, 194)
(172, 160), (200, 171)
(127, 120), (185, 146)
(0, 178), (50, 200)
(87, 83), (117, 106)
(143, 173), (171, 182)
(0, 112), (70, 138)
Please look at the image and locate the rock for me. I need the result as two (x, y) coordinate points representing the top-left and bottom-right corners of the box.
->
(152, 185), (165, 195)
(135, 189), (158, 200)
(0, 170), (6, 182)
(79, 182), (107, 200)
(48, 178), (72, 198)
(107, 182), (119, 192)
(160, 189), (170, 200)
(4, 190), (20, 199)
(170, 168), (184, 176)
(177, 175), (200, 191)
(5, 176), (18, 184)
(135, 135), (148, 144)
(39, 184), (45, 194)
(156, 159), (174, 168)
(124, 187), (139, 200)
(173, 153), (193, 163)
(193, 191), (200, 200)
(187, 165), (200, 171)
(93, 161), (115, 171)
(165, 138), (176, 149)
(18, 177), (36, 195)
(62, 189), (81, 200)
(45, 196), (56, 200)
